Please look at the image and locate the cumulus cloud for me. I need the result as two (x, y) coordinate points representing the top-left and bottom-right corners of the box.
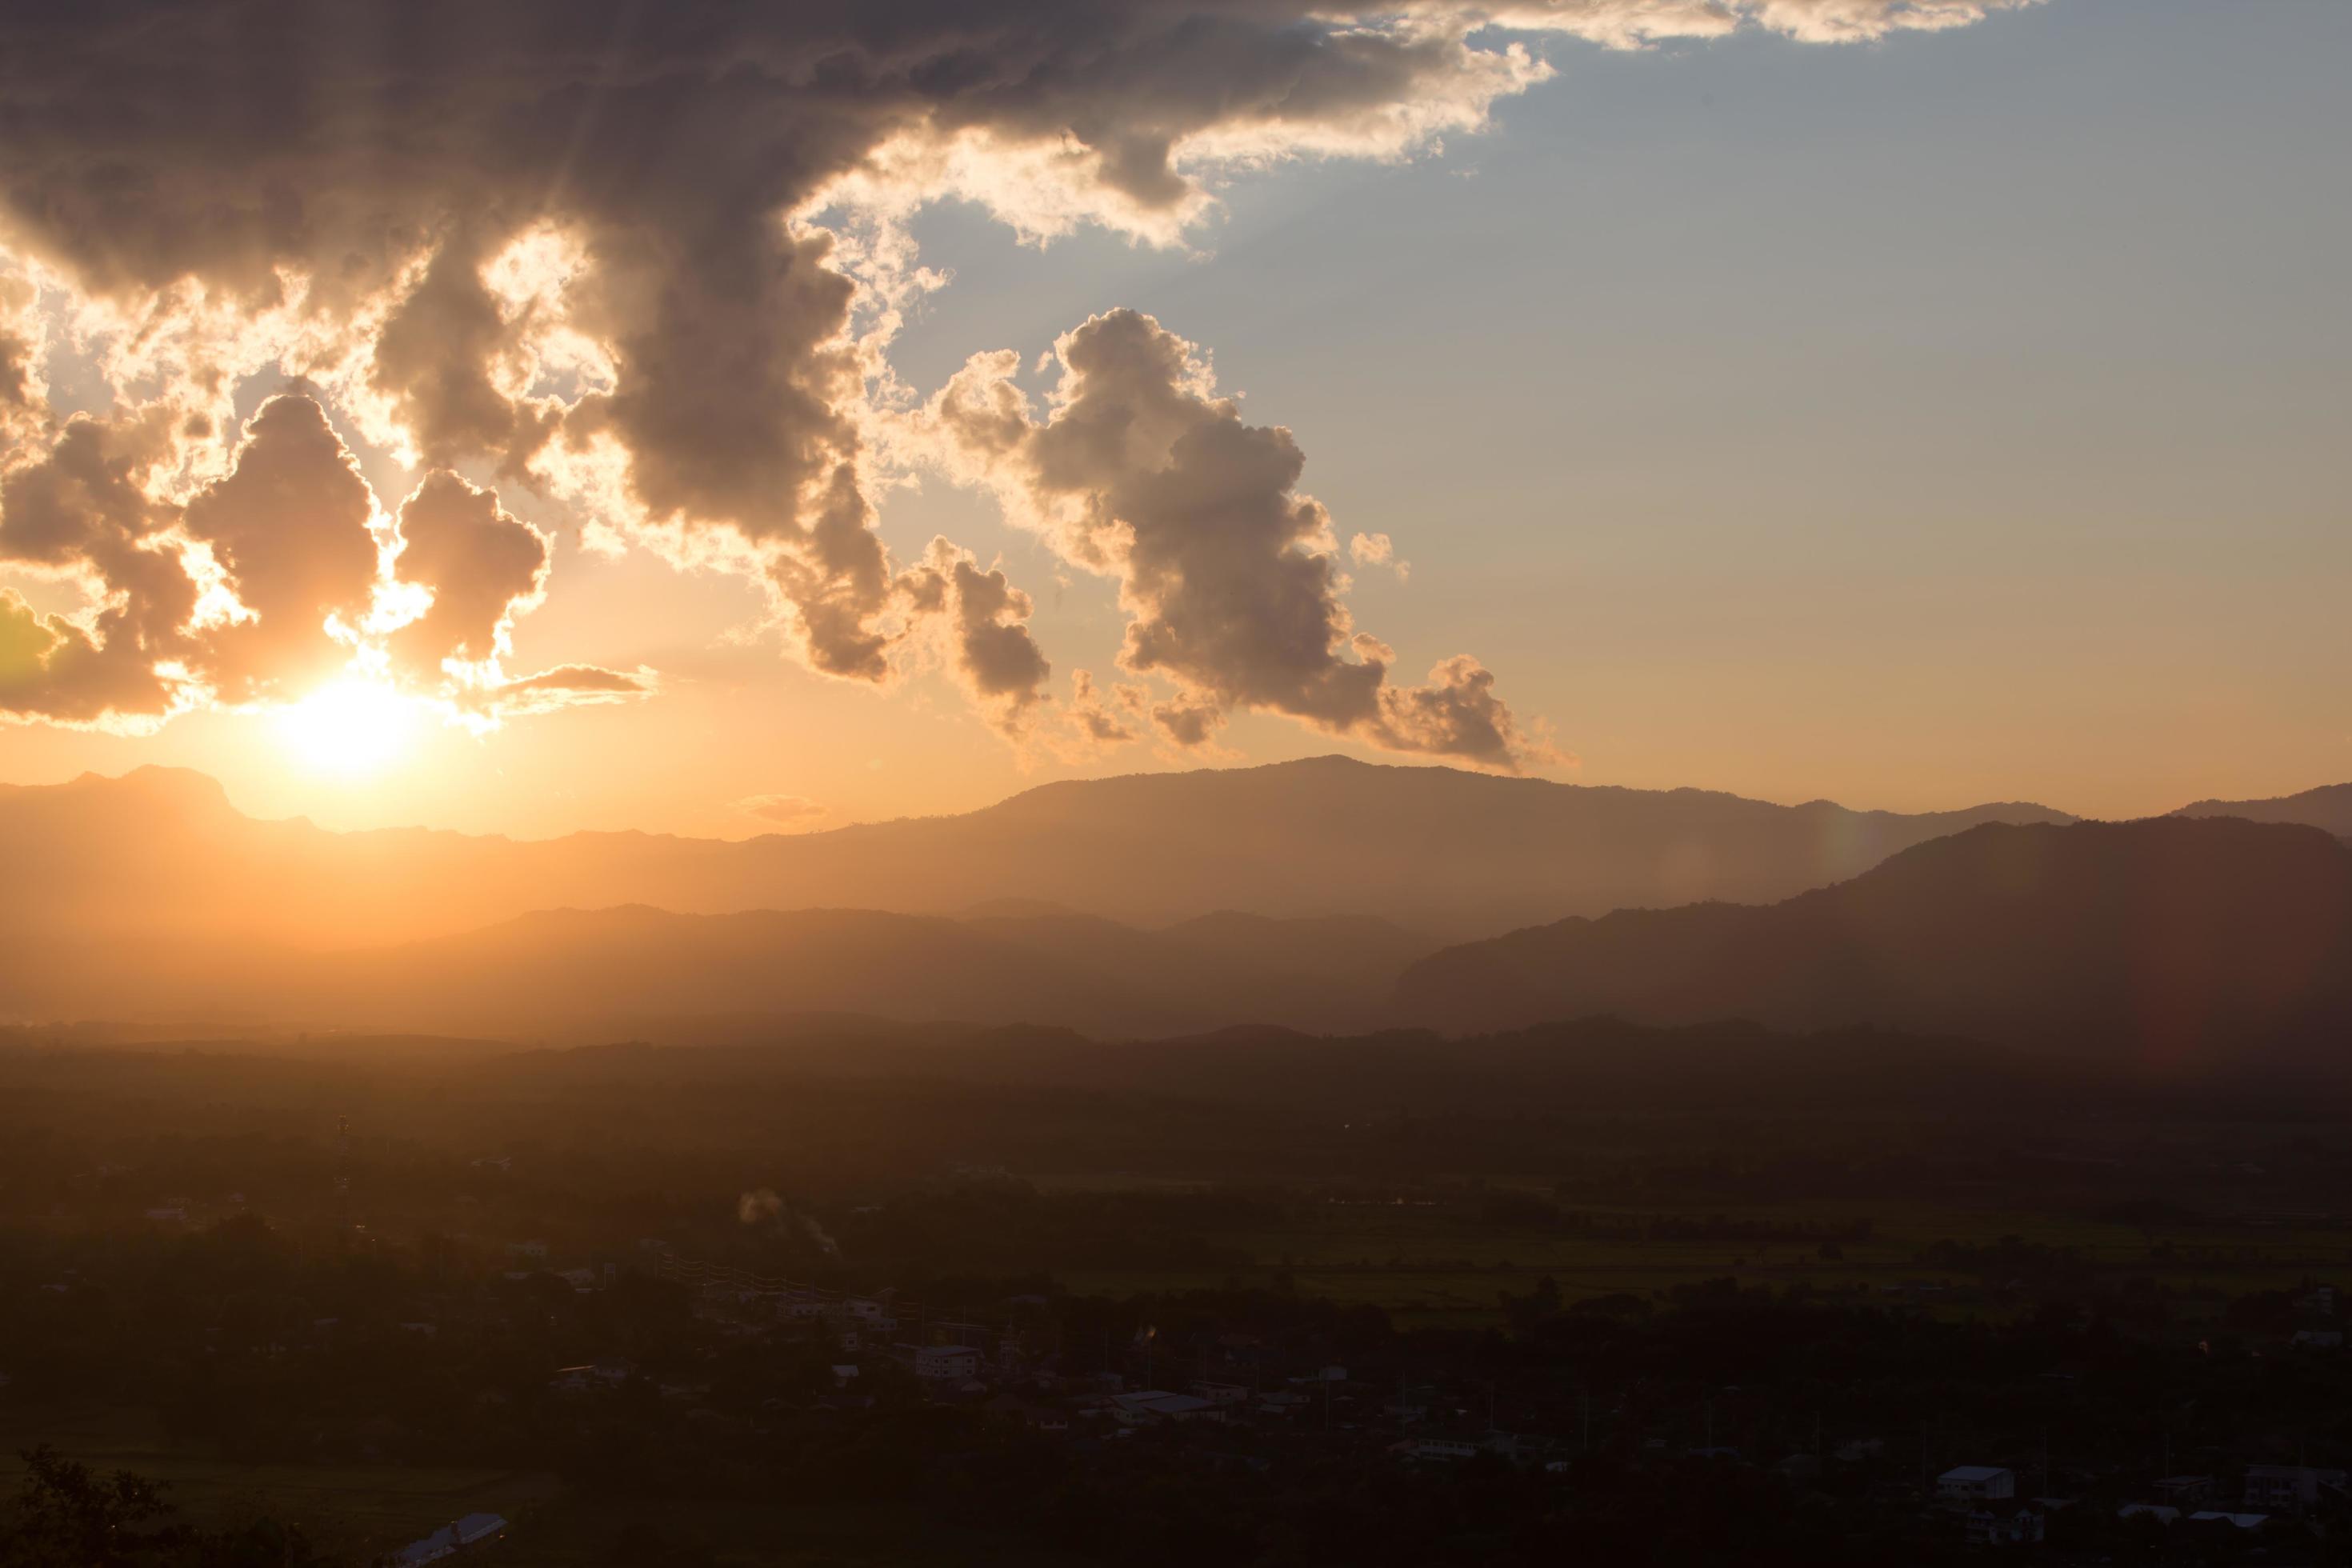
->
(0, 390), (631, 728)
(364, 230), (559, 476)
(934, 309), (1557, 770)
(1350, 531), (1408, 580)
(386, 470), (551, 682)
(0, 270), (47, 450)
(1066, 669), (1146, 748)
(1151, 692), (1234, 752)
(0, 406), (197, 725)
(0, 574), (187, 726)
(0, 0), (2034, 747)
(179, 395), (383, 704)
(896, 537), (1052, 740)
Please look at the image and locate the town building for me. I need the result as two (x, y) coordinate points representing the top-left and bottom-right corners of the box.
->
(1113, 1390), (1218, 1423)
(2242, 1464), (2348, 1513)
(1412, 1438), (1484, 1462)
(1965, 1502), (2044, 1546)
(911, 1344), (981, 1382)
(1937, 1466), (2016, 1502)
(840, 1294), (898, 1330)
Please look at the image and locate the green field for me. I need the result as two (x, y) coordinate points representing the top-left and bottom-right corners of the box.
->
(1053, 1195), (2352, 1326)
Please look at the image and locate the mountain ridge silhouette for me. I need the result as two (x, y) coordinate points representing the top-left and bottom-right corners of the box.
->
(1394, 815), (2352, 1074)
(0, 755), (2078, 952)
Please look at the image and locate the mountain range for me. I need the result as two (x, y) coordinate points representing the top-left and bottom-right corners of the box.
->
(6, 762), (2352, 1071)
(0, 755), (2073, 954)
(1394, 815), (2352, 1074)
(2174, 782), (2352, 841)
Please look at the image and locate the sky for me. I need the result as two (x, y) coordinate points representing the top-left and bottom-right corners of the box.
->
(0, 0), (2345, 839)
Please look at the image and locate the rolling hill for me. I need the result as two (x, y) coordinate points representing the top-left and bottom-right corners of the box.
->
(0, 901), (1441, 1040)
(2175, 782), (2352, 841)
(1393, 816), (2352, 1074)
(0, 757), (2072, 963)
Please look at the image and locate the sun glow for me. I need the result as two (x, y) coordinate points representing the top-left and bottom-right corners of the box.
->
(274, 680), (422, 776)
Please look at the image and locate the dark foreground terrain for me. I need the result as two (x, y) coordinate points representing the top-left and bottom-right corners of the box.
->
(4, 1022), (2352, 1565)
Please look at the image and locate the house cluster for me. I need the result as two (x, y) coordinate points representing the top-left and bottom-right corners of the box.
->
(2114, 1462), (2348, 1533)
(2289, 1282), (2345, 1351)
(853, 1326), (1364, 1434)
(657, 1273), (1514, 1445)
(493, 1238), (621, 1295)
(1935, 1461), (2350, 1546)
(543, 1251), (2352, 1529)
(1934, 1467), (2050, 1547)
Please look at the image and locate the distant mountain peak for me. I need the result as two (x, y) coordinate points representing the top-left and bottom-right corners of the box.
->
(2177, 782), (2352, 811)
(1396, 814), (2352, 1073)
(66, 765), (238, 818)
(2172, 782), (2352, 842)
(957, 896), (1090, 921)
(79, 762), (228, 792)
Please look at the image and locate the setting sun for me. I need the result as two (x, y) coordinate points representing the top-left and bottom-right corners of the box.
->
(273, 680), (421, 775)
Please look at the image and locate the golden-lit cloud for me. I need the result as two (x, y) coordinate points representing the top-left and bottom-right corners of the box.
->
(896, 538), (1053, 743)
(1350, 532), (1409, 581)
(478, 664), (655, 719)
(0, 392), (638, 730)
(179, 395), (382, 706)
(0, 406), (198, 727)
(933, 310), (1558, 771)
(1062, 670), (1148, 755)
(0, 0), (2036, 750)
(1475, 0), (2040, 47)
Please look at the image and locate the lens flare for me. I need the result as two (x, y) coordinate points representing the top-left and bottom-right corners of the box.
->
(274, 680), (420, 776)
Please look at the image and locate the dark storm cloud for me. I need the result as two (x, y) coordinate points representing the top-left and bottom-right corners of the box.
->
(366, 230), (556, 476)
(0, 0), (2033, 738)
